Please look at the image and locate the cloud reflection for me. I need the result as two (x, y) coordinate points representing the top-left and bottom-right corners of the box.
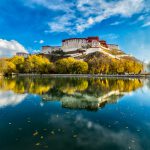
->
(0, 91), (27, 108)
(49, 113), (142, 150)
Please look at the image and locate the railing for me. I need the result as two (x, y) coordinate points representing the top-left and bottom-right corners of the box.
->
(17, 73), (150, 78)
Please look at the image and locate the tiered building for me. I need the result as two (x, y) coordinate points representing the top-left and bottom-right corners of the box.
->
(41, 36), (119, 54)
(62, 37), (103, 52)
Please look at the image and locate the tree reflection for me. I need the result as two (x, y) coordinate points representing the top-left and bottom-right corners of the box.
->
(147, 79), (150, 89)
(0, 77), (54, 94)
(0, 77), (143, 110)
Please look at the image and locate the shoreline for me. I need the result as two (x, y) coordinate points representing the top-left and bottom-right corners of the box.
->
(15, 73), (150, 78)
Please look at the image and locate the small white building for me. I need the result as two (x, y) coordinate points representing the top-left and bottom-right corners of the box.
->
(16, 52), (29, 58)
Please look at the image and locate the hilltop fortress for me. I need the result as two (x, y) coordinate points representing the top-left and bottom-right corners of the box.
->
(61, 37), (119, 51)
(16, 36), (130, 60)
(41, 36), (127, 59)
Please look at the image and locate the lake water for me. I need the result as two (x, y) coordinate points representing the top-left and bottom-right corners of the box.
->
(0, 77), (150, 150)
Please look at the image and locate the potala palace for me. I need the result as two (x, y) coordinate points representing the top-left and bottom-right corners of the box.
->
(16, 36), (130, 60)
(41, 36), (129, 59)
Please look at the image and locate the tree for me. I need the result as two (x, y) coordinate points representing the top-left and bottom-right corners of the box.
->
(24, 55), (55, 73)
(40, 57), (55, 73)
(0, 58), (7, 74)
(55, 57), (75, 74)
(87, 56), (111, 74)
(124, 60), (143, 74)
(0, 58), (16, 75)
(116, 61), (125, 74)
(55, 57), (88, 74)
(4, 61), (16, 75)
(11, 56), (25, 73)
(73, 60), (88, 74)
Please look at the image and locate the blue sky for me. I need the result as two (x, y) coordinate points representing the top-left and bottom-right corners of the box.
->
(0, 0), (150, 62)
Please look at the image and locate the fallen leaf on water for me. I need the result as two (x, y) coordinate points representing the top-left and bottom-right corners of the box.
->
(33, 131), (38, 136)
(73, 135), (77, 138)
(58, 129), (61, 132)
(35, 143), (40, 146)
(51, 131), (55, 135)
(131, 139), (135, 143)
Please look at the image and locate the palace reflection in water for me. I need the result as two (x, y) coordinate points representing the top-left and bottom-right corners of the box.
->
(0, 77), (143, 110)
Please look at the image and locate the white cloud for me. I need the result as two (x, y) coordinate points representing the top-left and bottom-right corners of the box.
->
(0, 91), (27, 108)
(39, 40), (44, 44)
(26, 0), (74, 13)
(47, 13), (76, 34)
(129, 13), (150, 25)
(142, 21), (150, 27)
(34, 40), (44, 44)
(138, 15), (145, 21)
(0, 39), (28, 58)
(25, 0), (147, 34)
(45, 0), (145, 34)
(74, 0), (145, 33)
(110, 21), (124, 26)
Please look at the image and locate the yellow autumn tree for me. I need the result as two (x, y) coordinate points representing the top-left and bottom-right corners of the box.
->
(11, 56), (25, 73)
(4, 61), (16, 75)
(55, 57), (88, 74)
(24, 55), (54, 73)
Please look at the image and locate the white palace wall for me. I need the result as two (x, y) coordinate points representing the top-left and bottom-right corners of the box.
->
(62, 39), (87, 52)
